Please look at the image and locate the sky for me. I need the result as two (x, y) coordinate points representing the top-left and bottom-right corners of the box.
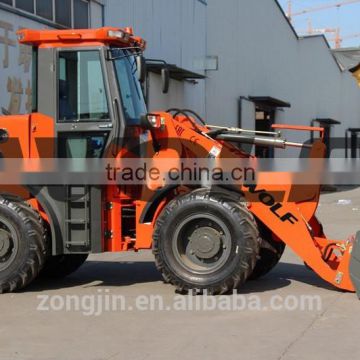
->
(278, 0), (360, 48)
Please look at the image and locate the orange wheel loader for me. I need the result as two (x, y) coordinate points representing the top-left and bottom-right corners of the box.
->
(0, 27), (360, 296)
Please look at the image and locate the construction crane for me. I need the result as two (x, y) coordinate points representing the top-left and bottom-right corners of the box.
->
(328, 32), (360, 48)
(298, 19), (338, 36)
(297, 19), (342, 48)
(287, 0), (360, 22)
(300, 21), (360, 48)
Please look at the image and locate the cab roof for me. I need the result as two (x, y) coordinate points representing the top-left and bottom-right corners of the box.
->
(17, 27), (146, 50)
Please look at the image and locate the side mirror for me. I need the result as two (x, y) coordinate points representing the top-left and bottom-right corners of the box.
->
(136, 55), (147, 83)
(161, 67), (170, 94)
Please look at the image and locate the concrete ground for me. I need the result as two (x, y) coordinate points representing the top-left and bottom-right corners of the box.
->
(1, 188), (360, 360)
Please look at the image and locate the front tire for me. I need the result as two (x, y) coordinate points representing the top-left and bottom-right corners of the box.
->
(153, 190), (260, 294)
(0, 197), (46, 293)
(249, 224), (285, 280)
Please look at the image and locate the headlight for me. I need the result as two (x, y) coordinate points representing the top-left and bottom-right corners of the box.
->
(108, 30), (130, 41)
(0, 129), (9, 144)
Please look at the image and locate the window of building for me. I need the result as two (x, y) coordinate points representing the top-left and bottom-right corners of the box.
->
(36, 0), (53, 21)
(58, 51), (109, 123)
(15, 0), (34, 13)
(1, 0), (94, 28)
(73, 0), (89, 29)
(0, 0), (12, 6)
(55, 0), (72, 27)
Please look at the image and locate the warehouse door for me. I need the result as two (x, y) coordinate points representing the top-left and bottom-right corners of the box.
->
(239, 98), (276, 158)
(239, 98), (256, 154)
(239, 97), (290, 158)
(255, 107), (276, 158)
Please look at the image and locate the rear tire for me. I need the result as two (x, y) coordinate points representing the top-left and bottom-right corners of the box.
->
(41, 254), (88, 279)
(153, 190), (260, 294)
(0, 196), (46, 293)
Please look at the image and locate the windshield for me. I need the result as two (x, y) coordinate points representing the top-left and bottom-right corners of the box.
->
(111, 49), (147, 125)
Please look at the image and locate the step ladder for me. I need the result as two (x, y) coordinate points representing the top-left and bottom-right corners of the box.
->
(65, 186), (90, 250)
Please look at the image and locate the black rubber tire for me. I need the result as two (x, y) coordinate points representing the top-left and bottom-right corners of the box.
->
(249, 224), (285, 280)
(0, 196), (47, 293)
(41, 254), (88, 279)
(153, 190), (260, 294)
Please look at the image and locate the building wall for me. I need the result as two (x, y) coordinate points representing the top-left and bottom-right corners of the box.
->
(104, 0), (207, 116)
(0, 9), (48, 115)
(90, 0), (105, 28)
(0, 1), (104, 115)
(206, 0), (360, 153)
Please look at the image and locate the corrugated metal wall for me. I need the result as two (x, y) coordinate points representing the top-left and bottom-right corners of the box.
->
(206, 0), (360, 157)
(105, 0), (207, 116)
(0, 1), (104, 115)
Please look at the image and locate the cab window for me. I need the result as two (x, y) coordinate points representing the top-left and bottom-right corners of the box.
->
(58, 50), (110, 122)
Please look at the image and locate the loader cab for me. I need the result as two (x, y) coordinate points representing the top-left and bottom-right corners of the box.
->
(16, 27), (149, 255)
(20, 27), (148, 158)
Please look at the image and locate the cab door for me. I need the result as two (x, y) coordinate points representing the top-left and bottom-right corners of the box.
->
(54, 48), (115, 253)
(56, 48), (114, 158)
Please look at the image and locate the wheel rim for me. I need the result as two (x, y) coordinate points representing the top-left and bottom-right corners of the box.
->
(0, 217), (19, 272)
(172, 214), (232, 274)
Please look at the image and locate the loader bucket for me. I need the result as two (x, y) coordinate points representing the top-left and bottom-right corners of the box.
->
(350, 232), (360, 298)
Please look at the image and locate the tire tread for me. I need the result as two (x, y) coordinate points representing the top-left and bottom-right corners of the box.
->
(0, 196), (46, 293)
(153, 189), (260, 295)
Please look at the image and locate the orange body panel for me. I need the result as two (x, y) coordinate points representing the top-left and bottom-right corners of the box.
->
(246, 193), (354, 292)
(29, 113), (55, 158)
(0, 113), (54, 201)
(0, 113), (54, 159)
(18, 27), (146, 50)
(104, 185), (125, 252)
(0, 115), (30, 158)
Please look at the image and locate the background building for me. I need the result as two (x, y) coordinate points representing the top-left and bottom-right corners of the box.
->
(205, 0), (360, 157)
(105, 0), (207, 117)
(1, 0), (360, 157)
(0, 0), (104, 114)
(333, 47), (360, 86)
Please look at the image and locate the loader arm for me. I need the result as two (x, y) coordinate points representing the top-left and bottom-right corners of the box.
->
(148, 112), (356, 293)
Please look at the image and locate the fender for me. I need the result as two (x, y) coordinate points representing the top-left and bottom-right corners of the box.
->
(27, 185), (64, 255)
(28, 185), (102, 256)
(140, 185), (178, 223)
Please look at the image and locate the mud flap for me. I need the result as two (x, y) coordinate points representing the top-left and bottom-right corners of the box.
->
(350, 232), (360, 298)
